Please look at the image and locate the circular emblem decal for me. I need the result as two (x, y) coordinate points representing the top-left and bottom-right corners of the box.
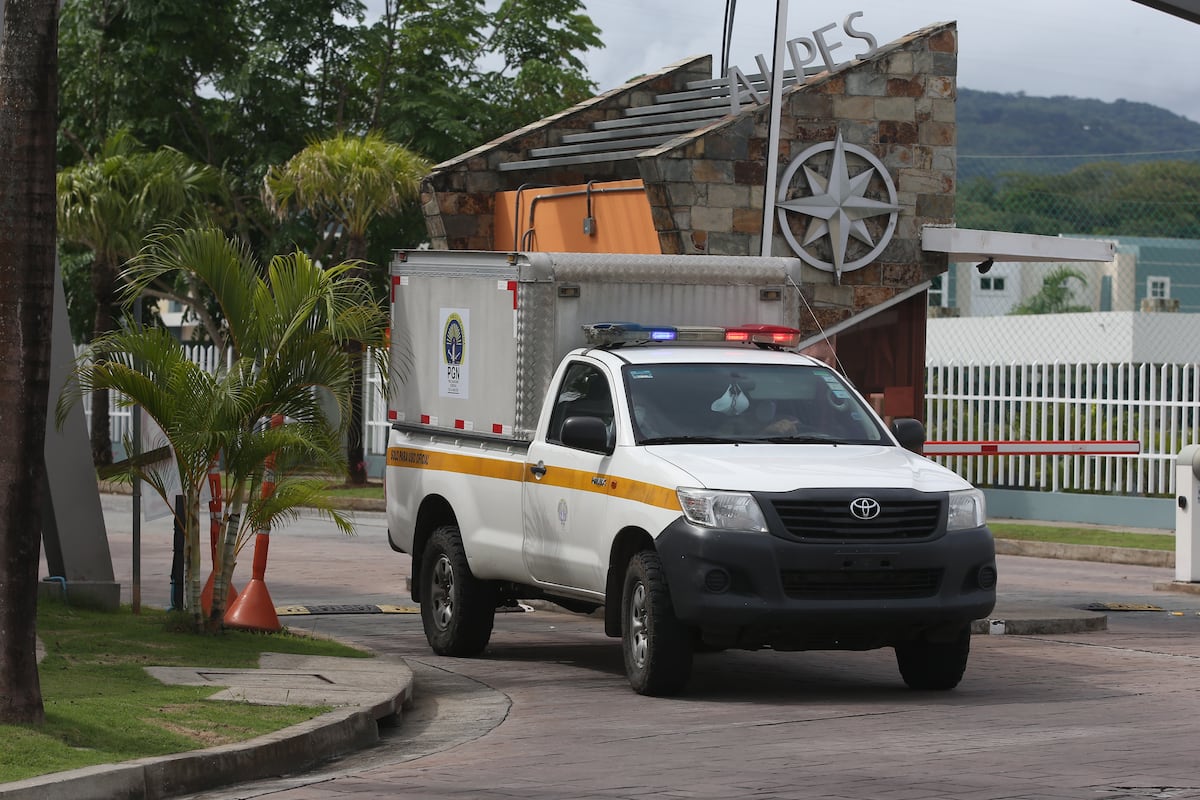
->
(849, 497), (881, 521)
(776, 131), (900, 282)
(443, 314), (465, 366)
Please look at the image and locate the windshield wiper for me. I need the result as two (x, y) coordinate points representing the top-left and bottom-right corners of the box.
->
(759, 435), (845, 444)
(639, 435), (756, 445)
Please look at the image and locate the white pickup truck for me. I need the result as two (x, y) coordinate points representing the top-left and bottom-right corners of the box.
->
(385, 250), (996, 696)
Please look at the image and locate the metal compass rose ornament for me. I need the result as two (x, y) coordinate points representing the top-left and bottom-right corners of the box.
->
(776, 131), (900, 283)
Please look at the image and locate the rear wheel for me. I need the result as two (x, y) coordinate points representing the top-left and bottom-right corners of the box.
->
(622, 550), (692, 696)
(419, 525), (497, 657)
(895, 625), (971, 690)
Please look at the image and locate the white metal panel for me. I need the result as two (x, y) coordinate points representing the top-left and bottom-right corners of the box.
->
(927, 311), (1200, 364)
(390, 273), (521, 437)
(922, 226), (1116, 263)
(390, 249), (808, 439)
(383, 428), (530, 581)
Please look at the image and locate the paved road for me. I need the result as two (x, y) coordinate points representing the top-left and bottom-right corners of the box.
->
(84, 495), (1200, 800)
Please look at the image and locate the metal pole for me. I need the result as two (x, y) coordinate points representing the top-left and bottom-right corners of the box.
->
(131, 300), (141, 614)
(760, 0), (789, 256)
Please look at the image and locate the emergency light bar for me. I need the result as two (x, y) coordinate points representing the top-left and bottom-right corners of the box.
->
(723, 324), (802, 348)
(582, 322), (802, 349)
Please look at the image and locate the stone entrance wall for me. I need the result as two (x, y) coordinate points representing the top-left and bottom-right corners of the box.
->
(638, 22), (957, 334)
(419, 22), (959, 339)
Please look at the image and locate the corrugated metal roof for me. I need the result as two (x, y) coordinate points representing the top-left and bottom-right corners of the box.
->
(497, 68), (820, 172)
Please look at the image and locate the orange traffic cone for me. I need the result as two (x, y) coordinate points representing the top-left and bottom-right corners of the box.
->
(223, 532), (279, 631)
(225, 416), (283, 632)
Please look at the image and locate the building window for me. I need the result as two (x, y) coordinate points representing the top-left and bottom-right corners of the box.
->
(1147, 276), (1170, 299)
(980, 276), (1005, 291)
(929, 275), (944, 307)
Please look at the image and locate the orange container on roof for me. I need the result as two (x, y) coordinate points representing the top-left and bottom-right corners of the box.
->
(494, 180), (658, 253)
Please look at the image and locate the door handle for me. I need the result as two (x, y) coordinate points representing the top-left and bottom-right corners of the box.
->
(529, 461), (547, 479)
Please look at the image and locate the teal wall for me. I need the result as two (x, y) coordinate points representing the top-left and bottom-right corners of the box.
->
(985, 488), (1174, 531)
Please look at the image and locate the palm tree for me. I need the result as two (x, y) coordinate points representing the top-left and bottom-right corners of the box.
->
(60, 227), (390, 631)
(1011, 266), (1092, 315)
(263, 131), (429, 265)
(0, 0), (58, 725)
(57, 130), (222, 465)
(263, 132), (428, 484)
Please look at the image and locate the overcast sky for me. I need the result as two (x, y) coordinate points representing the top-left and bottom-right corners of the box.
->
(576, 0), (1200, 125)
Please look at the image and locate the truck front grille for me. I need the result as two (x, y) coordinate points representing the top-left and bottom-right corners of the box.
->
(770, 498), (941, 540)
(780, 568), (943, 599)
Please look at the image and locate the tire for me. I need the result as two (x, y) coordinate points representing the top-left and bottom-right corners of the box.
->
(895, 626), (971, 690)
(622, 550), (693, 696)
(419, 525), (497, 657)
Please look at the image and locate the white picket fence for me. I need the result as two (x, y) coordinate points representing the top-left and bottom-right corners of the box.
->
(83, 345), (1198, 497)
(925, 361), (1199, 497)
(81, 345), (391, 466)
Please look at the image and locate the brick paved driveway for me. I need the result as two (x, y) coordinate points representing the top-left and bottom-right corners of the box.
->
(86, 496), (1200, 800)
(178, 600), (1200, 800)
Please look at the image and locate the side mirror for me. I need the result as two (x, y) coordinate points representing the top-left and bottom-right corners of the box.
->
(561, 415), (613, 455)
(890, 417), (926, 454)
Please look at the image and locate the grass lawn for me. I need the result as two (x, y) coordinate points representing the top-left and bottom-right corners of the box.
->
(0, 602), (370, 785)
(320, 481), (385, 501)
(989, 522), (1175, 551)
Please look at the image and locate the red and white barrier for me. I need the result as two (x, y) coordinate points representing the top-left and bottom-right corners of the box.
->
(923, 440), (1141, 456)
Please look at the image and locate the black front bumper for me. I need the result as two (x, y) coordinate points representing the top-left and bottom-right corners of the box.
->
(654, 516), (997, 651)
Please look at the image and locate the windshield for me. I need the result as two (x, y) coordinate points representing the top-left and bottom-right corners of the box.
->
(623, 362), (887, 445)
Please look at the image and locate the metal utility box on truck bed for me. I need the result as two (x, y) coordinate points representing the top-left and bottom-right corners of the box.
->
(387, 250), (806, 440)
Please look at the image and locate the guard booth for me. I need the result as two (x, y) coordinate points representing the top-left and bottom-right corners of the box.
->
(1175, 445), (1200, 583)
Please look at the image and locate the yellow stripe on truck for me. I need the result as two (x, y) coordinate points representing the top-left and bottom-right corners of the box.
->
(387, 446), (681, 511)
(387, 447), (527, 481)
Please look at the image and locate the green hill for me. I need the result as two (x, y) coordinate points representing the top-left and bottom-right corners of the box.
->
(956, 88), (1200, 179)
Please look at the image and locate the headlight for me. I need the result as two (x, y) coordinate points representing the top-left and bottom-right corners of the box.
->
(677, 488), (768, 532)
(947, 488), (986, 531)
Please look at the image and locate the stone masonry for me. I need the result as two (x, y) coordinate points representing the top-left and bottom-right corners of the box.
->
(420, 56), (712, 251)
(420, 23), (958, 338)
(638, 22), (957, 335)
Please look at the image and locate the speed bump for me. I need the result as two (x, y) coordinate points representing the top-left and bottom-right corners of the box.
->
(275, 604), (420, 616)
(1085, 602), (1164, 612)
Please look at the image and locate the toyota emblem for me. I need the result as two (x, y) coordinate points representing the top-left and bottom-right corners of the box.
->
(849, 497), (881, 520)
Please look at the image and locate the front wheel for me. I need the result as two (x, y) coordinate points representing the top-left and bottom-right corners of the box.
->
(622, 550), (693, 696)
(895, 625), (971, 690)
(419, 525), (497, 657)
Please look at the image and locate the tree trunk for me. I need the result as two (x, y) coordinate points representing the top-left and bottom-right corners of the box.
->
(183, 487), (203, 632)
(88, 257), (117, 466)
(210, 479), (246, 627)
(0, 0), (59, 725)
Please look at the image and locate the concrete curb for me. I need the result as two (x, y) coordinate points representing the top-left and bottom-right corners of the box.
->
(972, 604), (1108, 636)
(1, 655), (413, 800)
(995, 539), (1173, 568)
(1152, 580), (1200, 595)
(0, 706), (381, 800)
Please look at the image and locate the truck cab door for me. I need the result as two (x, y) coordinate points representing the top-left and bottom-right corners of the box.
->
(522, 361), (614, 594)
